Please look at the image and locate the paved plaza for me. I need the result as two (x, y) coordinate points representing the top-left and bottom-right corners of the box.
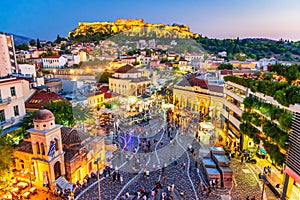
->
(71, 109), (269, 200)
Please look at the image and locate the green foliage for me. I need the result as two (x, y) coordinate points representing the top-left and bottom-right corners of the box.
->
(44, 100), (74, 126)
(226, 75), (300, 106)
(218, 63), (234, 70)
(96, 72), (113, 83)
(15, 43), (29, 50)
(72, 104), (93, 123)
(195, 37), (300, 61)
(29, 39), (36, 46)
(269, 64), (300, 82)
(278, 112), (293, 132)
(132, 61), (140, 66)
(37, 38), (41, 48)
(239, 123), (259, 138)
(172, 67), (180, 71)
(0, 133), (14, 189)
(263, 140), (286, 166)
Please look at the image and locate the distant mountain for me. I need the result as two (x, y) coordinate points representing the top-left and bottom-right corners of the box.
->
(0, 32), (34, 45)
(12, 34), (33, 45)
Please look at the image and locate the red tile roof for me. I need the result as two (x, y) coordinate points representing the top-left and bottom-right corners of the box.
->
(220, 70), (233, 75)
(115, 64), (139, 73)
(25, 91), (64, 109)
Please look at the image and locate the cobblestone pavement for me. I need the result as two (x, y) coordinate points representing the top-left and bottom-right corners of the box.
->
(76, 112), (270, 200)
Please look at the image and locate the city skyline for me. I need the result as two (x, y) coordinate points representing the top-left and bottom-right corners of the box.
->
(0, 0), (300, 41)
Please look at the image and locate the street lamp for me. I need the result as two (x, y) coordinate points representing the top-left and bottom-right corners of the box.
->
(94, 158), (102, 200)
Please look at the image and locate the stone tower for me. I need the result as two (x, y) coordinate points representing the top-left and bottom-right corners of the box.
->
(28, 109), (65, 189)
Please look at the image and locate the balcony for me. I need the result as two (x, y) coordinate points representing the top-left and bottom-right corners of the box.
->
(0, 117), (15, 127)
(222, 109), (242, 129)
(224, 88), (244, 103)
(223, 100), (243, 116)
(0, 97), (12, 105)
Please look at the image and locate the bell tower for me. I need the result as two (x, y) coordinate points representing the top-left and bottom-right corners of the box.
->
(28, 109), (65, 189)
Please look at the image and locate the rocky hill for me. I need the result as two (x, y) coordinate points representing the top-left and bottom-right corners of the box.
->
(68, 18), (199, 42)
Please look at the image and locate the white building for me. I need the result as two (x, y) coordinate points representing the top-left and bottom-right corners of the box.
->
(18, 64), (37, 78)
(0, 77), (27, 132)
(42, 55), (68, 68)
(109, 64), (151, 96)
(0, 33), (18, 76)
(257, 57), (278, 67)
(185, 53), (204, 61)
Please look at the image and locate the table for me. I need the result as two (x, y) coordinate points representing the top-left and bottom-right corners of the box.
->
(11, 188), (20, 194)
(22, 191), (31, 198)
(2, 194), (12, 199)
(29, 187), (37, 194)
(17, 182), (28, 189)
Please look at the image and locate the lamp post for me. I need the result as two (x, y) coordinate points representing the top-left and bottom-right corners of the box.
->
(94, 158), (102, 200)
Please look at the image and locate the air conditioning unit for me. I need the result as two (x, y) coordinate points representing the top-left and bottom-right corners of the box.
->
(10, 117), (15, 123)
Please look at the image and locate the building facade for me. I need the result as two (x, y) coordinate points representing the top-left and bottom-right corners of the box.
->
(173, 76), (224, 125)
(0, 77), (27, 132)
(109, 64), (151, 96)
(42, 55), (68, 68)
(13, 109), (106, 190)
(0, 33), (18, 76)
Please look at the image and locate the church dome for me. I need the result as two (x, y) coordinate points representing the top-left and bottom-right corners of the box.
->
(33, 109), (55, 122)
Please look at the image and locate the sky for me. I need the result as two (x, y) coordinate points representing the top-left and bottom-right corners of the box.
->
(0, 0), (300, 41)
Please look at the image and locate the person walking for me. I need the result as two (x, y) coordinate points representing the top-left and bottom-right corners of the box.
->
(163, 174), (167, 185)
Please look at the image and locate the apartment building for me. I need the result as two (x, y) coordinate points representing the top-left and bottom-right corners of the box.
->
(222, 75), (300, 199)
(0, 33), (18, 76)
(0, 77), (27, 133)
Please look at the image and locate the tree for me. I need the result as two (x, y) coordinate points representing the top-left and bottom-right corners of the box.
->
(44, 100), (75, 126)
(15, 44), (29, 51)
(72, 104), (93, 123)
(0, 133), (13, 189)
(97, 72), (113, 83)
(37, 38), (41, 48)
(29, 39), (36, 46)
(217, 63), (234, 70)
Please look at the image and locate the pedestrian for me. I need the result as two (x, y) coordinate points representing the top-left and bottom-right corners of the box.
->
(246, 196), (250, 200)
(163, 174), (167, 184)
(251, 196), (256, 200)
(120, 176), (123, 185)
(112, 172), (116, 182)
(199, 181), (203, 191)
(117, 172), (121, 183)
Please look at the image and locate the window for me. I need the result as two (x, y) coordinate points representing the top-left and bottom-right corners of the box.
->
(10, 87), (16, 96)
(41, 143), (45, 155)
(0, 110), (5, 122)
(36, 142), (40, 154)
(13, 105), (19, 116)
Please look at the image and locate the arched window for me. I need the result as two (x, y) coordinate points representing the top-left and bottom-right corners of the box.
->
(41, 143), (45, 155)
(36, 142), (40, 154)
(20, 160), (24, 169)
(55, 139), (59, 151)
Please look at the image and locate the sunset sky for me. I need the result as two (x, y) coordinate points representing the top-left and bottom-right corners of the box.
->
(1, 0), (299, 41)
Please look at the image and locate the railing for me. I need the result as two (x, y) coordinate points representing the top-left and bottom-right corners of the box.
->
(0, 97), (12, 105)
(0, 118), (14, 127)
(224, 88), (245, 103)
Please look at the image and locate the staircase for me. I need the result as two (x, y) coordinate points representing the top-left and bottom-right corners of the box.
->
(55, 176), (73, 190)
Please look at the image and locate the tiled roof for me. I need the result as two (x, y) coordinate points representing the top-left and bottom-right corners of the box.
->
(64, 150), (78, 161)
(25, 91), (64, 109)
(17, 140), (33, 154)
(61, 127), (90, 146)
(177, 76), (208, 89)
(220, 70), (233, 75)
(115, 64), (139, 73)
